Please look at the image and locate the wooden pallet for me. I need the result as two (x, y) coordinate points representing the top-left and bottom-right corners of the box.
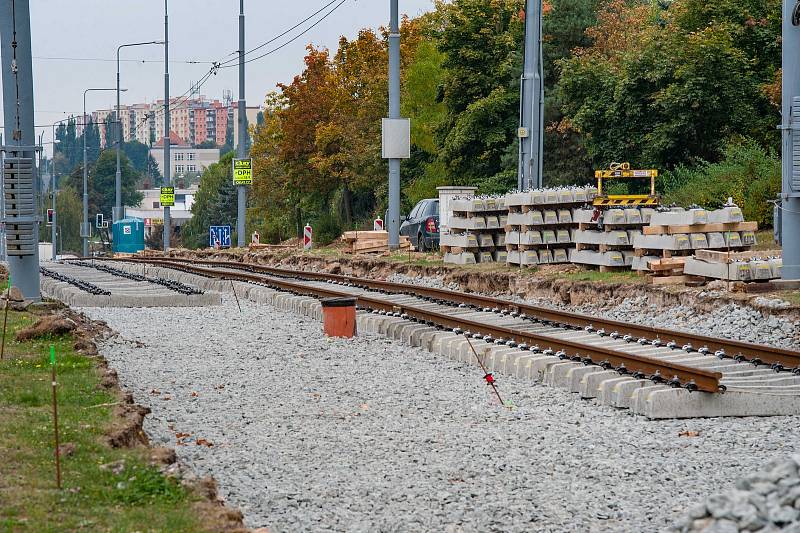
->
(642, 221), (757, 235)
(341, 230), (411, 253)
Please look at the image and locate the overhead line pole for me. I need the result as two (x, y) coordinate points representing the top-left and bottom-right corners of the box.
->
(0, 0), (41, 300)
(387, 0), (401, 250)
(50, 125), (56, 260)
(782, 1), (800, 281)
(236, 0), (247, 248)
(163, 0), (171, 251)
(518, 0), (544, 190)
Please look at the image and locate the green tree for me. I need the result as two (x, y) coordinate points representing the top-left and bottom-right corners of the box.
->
(556, 0), (780, 170)
(435, 0), (525, 190)
(55, 118), (80, 171)
(122, 140), (160, 186)
(38, 185), (83, 254)
(55, 186), (83, 253)
(181, 152), (237, 248)
(64, 150), (143, 220)
(663, 137), (780, 227)
(78, 118), (102, 167)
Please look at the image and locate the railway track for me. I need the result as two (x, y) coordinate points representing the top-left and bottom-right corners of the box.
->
(108, 256), (800, 376)
(96, 256), (772, 393)
(55, 256), (800, 417)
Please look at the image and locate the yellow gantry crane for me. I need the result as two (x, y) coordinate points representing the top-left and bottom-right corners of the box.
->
(593, 162), (659, 206)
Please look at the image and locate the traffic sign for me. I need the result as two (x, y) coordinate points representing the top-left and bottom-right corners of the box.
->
(209, 225), (232, 248)
(232, 158), (252, 185)
(160, 186), (175, 207)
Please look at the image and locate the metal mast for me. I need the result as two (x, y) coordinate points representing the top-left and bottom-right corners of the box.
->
(0, 0), (41, 300)
(387, 0), (401, 249)
(781, 1), (800, 280)
(163, 0), (171, 251)
(236, 0), (247, 248)
(518, 0), (544, 190)
(50, 125), (56, 260)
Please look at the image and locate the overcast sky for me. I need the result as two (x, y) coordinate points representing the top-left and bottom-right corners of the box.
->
(0, 0), (435, 155)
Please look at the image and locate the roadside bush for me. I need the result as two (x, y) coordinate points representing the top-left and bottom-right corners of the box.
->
(662, 138), (780, 227)
(311, 210), (342, 246)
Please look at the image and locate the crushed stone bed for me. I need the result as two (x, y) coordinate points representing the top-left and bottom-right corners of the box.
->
(82, 296), (800, 532)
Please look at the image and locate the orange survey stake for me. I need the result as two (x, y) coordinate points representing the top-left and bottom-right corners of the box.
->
(321, 297), (357, 338)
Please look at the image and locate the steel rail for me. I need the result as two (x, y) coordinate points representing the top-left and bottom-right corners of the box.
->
(106, 257), (722, 393)
(104, 256), (800, 373)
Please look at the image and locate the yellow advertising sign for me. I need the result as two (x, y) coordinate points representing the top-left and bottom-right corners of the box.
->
(233, 158), (253, 185)
(160, 186), (175, 207)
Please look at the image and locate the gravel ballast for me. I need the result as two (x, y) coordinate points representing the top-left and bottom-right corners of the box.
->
(671, 455), (800, 532)
(82, 295), (800, 531)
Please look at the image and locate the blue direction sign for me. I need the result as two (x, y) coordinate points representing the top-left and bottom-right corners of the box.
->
(209, 225), (232, 248)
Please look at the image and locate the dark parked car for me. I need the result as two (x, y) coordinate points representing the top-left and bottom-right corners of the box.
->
(400, 199), (439, 251)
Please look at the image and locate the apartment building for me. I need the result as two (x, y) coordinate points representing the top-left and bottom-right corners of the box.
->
(93, 96), (237, 150)
(232, 105), (261, 149)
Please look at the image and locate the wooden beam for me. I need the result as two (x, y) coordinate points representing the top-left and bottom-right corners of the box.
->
(694, 248), (782, 263)
(642, 221), (758, 235)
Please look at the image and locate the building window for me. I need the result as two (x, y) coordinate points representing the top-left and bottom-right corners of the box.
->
(187, 153), (195, 161)
(187, 164), (196, 172)
(174, 153), (184, 161)
(152, 201), (160, 208)
(175, 165), (184, 173)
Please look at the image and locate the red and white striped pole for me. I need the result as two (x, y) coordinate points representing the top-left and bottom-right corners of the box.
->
(303, 224), (313, 250)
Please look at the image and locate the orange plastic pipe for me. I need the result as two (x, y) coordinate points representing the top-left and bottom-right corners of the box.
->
(321, 297), (357, 338)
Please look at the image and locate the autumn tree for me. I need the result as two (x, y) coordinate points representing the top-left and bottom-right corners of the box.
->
(557, 0), (780, 169)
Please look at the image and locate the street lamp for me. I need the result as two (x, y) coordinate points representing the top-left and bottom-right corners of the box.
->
(49, 129), (58, 261)
(85, 87), (125, 257)
(115, 40), (163, 223)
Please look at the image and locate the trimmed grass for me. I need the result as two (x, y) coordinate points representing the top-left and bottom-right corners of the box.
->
(0, 310), (206, 532)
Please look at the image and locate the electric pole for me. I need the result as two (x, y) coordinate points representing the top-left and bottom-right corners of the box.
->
(0, 0), (41, 300)
(50, 125), (57, 260)
(236, 0), (247, 248)
(518, 0), (544, 191)
(782, 0), (800, 280)
(386, 0), (401, 250)
(163, 0), (171, 251)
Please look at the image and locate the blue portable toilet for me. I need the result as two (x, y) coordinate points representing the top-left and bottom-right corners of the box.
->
(112, 217), (145, 253)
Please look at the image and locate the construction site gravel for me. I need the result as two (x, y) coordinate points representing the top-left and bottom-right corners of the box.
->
(82, 295), (800, 532)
